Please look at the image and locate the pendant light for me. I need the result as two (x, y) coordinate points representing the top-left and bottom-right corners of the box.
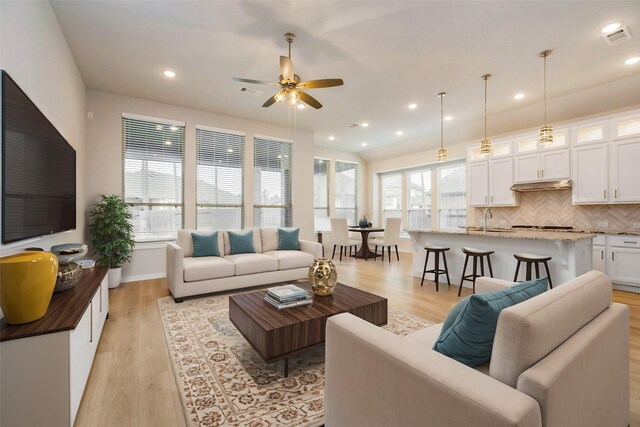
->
(480, 74), (492, 155)
(437, 92), (447, 162)
(538, 49), (553, 145)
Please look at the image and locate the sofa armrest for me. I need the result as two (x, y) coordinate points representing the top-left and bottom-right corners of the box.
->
(299, 239), (322, 258)
(326, 313), (541, 427)
(166, 242), (184, 298)
(476, 277), (517, 294)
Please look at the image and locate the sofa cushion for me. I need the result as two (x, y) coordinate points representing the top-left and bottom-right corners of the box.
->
(178, 229), (225, 257)
(403, 324), (443, 348)
(191, 231), (220, 257)
(490, 270), (613, 387)
(278, 227), (300, 250)
(261, 228), (279, 253)
(224, 254), (278, 276)
(224, 229), (262, 254)
(228, 230), (256, 255)
(263, 250), (314, 270)
(183, 256), (235, 282)
(433, 278), (548, 367)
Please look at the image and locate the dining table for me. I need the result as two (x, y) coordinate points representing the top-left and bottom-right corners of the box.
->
(348, 226), (385, 260)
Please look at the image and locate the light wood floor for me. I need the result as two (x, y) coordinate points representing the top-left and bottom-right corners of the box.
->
(76, 254), (640, 426)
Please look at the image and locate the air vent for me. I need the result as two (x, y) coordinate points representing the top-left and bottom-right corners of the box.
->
(602, 26), (632, 46)
(239, 87), (263, 96)
(342, 123), (361, 130)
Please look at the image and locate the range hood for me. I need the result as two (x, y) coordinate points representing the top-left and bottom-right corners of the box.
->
(510, 179), (572, 192)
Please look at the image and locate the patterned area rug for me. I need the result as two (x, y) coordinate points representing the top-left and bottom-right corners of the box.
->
(158, 292), (434, 427)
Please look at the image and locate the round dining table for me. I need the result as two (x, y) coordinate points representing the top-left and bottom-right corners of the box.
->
(348, 227), (385, 260)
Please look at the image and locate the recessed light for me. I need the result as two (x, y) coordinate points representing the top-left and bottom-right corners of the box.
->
(155, 125), (163, 130)
(408, 103), (418, 110)
(297, 103), (305, 110)
(329, 136), (335, 141)
(227, 148), (234, 153)
(513, 93), (525, 100)
(163, 70), (176, 78)
(361, 122), (369, 128)
(169, 126), (178, 131)
(164, 140), (172, 145)
(601, 22), (621, 34)
(625, 57), (640, 65)
(444, 116), (452, 121)
(396, 131), (403, 136)
(361, 142), (367, 147)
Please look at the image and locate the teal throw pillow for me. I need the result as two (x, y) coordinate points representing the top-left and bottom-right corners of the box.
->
(191, 232), (220, 257)
(228, 230), (256, 255)
(277, 227), (300, 250)
(441, 295), (471, 333)
(433, 277), (548, 367)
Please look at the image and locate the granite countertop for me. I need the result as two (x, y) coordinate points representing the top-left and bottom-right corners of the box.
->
(406, 228), (597, 242)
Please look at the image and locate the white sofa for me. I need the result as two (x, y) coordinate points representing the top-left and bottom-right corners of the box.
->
(325, 271), (629, 427)
(166, 228), (322, 302)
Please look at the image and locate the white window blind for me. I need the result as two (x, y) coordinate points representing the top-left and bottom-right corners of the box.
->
(381, 173), (402, 224)
(253, 136), (292, 228)
(122, 116), (184, 242)
(438, 163), (466, 230)
(314, 158), (330, 231)
(196, 127), (245, 230)
(407, 170), (432, 229)
(335, 161), (358, 225)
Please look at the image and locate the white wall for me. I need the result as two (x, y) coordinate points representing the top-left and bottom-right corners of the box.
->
(0, 1), (87, 254)
(85, 90), (315, 282)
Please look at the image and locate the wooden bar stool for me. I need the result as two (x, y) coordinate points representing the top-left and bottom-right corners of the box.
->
(513, 253), (553, 288)
(420, 246), (451, 291)
(458, 247), (495, 297)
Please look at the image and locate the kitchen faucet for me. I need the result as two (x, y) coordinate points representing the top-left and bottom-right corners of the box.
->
(483, 208), (493, 237)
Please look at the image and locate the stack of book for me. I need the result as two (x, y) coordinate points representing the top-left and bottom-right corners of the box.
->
(264, 284), (312, 310)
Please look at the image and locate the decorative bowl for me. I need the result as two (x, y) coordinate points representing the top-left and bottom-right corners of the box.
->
(55, 262), (82, 292)
(50, 243), (88, 264)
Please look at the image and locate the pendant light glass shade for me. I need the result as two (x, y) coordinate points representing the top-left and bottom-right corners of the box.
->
(437, 92), (447, 162)
(538, 50), (553, 145)
(480, 74), (492, 155)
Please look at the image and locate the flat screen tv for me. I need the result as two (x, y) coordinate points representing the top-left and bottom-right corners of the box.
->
(1, 70), (76, 244)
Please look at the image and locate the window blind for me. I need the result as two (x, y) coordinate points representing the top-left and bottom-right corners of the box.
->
(314, 158), (330, 231)
(381, 173), (402, 225)
(334, 161), (358, 225)
(196, 126), (245, 230)
(438, 163), (466, 230)
(407, 170), (432, 229)
(253, 136), (292, 228)
(122, 116), (184, 242)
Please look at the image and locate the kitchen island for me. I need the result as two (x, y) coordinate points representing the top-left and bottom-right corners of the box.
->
(408, 228), (595, 289)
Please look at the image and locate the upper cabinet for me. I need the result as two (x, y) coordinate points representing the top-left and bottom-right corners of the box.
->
(514, 149), (570, 183)
(467, 157), (517, 207)
(613, 113), (640, 141)
(573, 121), (608, 145)
(611, 138), (640, 203)
(515, 129), (569, 155)
(468, 161), (489, 206)
(572, 143), (608, 204)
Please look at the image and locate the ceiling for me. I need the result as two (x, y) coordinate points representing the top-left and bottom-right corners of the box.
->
(51, 1), (640, 161)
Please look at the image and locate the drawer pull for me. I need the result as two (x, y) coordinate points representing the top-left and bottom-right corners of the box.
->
(623, 241), (638, 244)
(601, 250), (604, 260)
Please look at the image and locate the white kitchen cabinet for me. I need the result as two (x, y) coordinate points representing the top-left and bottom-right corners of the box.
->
(540, 149), (570, 180)
(572, 143), (608, 204)
(468, 161), (489, 206)
(514, 153), (540, 182)
(592, 246), (606, 273)
(489, 157), (515, 205)
(611, 138), (640, 203)
(573, 122), (608, 145)
(610, 248), (640, 287)
(613, 113), (640, 140)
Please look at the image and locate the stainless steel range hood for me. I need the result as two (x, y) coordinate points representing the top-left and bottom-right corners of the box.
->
(510, 179), (572, 192)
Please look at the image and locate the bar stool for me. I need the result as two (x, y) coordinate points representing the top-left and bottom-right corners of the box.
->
(458, 247), (495, 297)
(513, 253), (553, 288)
(421, 246), (451, 292)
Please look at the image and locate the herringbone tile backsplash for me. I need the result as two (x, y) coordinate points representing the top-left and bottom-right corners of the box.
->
(470, 191), (640, 231)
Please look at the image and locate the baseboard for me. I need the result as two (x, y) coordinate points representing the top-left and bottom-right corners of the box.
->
(121, 272), (166, 283)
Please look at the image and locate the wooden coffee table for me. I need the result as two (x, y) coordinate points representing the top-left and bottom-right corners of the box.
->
(229, 281), (387, 376)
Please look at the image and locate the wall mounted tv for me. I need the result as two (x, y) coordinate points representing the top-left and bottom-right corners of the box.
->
(1, 70), (76, 244)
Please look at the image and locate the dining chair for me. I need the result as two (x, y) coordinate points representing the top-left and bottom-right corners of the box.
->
(330, 218), (360, 261)
(370, 217), (402, 263)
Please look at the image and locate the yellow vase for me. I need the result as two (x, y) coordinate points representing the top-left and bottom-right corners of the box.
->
(308, 257), (338, 296)
(0, 251), (58, 324)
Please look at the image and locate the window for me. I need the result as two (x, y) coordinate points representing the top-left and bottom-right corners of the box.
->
(438, 163), (466, 230)
(122, 115), (184, 242)
(253, 136), (292, 227)
(381, 174), (402, 224)
(334, 161), (358, 225)
(407, 170), (432, 229)
(196, 126), (244, 230)
(314, 158), (330, 231)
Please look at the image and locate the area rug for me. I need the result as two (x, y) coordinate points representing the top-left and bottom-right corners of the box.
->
(158, 292), (434, 427)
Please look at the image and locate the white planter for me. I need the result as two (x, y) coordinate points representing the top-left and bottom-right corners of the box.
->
(108, 267), (122, 289)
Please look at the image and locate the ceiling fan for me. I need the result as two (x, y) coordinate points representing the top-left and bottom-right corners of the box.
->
(233, 32), (343, 109)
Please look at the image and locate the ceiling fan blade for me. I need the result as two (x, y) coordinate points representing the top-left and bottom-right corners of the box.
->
(297, 90), (323, 109)
(280, 56), (294, 82)
(233, 77), (277, 86)
(297, 79), (344, 89)
(262, 94), (278, 108)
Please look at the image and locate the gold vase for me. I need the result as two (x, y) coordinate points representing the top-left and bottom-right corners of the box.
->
(308, 257), (338, 296)
(0, 251), (58, 324)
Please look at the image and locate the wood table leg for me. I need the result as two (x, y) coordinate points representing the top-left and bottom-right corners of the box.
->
(284, 358), (289, 377)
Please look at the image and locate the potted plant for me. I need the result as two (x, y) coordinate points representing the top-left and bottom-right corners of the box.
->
(88, 194), (135, 288)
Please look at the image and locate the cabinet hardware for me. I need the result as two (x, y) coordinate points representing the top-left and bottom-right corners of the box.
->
(604, 190), (607, 199)
(623, 241), (638, 244)
(491, 196), (494, 202)
(601, 250), (604, 260)
(612, 252), (615, 261)
(615, 189), (618, 199)
(90, 302), (93, 343)
(541, 169), (544, 178)
(537, 170), (539, 178)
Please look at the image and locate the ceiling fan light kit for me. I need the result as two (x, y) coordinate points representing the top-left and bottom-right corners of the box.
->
(480, 74), (492, 155)
(538, 49), (554, 145)
(437, 92), (447, 162)
(233, 32), (343, 109)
